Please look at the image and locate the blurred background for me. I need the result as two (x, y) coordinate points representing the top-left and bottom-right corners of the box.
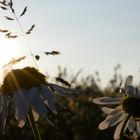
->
(0, 65), (117, 140)
(0, 0), (139, 139)
(0, 65), (135, 140)
(0, 0), (140, 88)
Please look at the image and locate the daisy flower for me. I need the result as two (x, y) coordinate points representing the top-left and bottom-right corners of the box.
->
(0, 67), (78, 134)
(93, 75), (140, 140)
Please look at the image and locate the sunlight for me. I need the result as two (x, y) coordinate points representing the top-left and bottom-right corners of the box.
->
(0, 35), (22, 82)
(0, 35), (21, 67)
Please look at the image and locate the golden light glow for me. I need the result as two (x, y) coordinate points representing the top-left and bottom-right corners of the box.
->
(0, 35), (23, 83)
(0, 35), (21, 68)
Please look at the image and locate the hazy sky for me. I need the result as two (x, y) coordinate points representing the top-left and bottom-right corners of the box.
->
(0, 0), (140, 87)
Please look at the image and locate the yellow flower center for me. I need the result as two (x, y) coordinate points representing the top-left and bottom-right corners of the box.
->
(122, 97), (140, 118)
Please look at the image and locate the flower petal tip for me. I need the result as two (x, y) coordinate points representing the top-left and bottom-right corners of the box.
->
(98, 121), (108, 130)
(125, 75), (133, 86)
(18, 120), (25, 128)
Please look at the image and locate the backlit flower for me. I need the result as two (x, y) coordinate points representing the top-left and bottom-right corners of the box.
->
(0, 67), (78, 133)
(93, 75), (140, 140)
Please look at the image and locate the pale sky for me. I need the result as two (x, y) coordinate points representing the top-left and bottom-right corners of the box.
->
(0, 0), (140, 88)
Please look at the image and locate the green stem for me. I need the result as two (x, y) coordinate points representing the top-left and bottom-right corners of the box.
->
(28, 109), (42, 140)
(120, 115), (131, 140)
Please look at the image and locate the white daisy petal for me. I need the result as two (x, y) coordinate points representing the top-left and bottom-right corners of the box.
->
(128, 118), (135, 132)
(0, 95), (2, 113)
(2, 119), (7, 135)
(28, 87), (47, 119)
(93, 97), (121, 105)
(18, 120), (25, 128)
(13, 90), (29, 121)
(133, 133), (137, 138)
(99, 110), (125, 130)
(32, 109), (39, 121)
(99, 120), (108, 130)
(1, 95), (9, 134)
(48, 83), (79, 96)
(135, 88), (140, 98)
(125, 86), (137, 97)
(109, 108), (122, 116)
(39, 85), (57, 114)
(134, 122), (140, 138)
(107, 111), (126, 127)
(114, 119), (125, 140)
(101, 107), (114, 114)
(95, 76), (140, 139)
(46, 117), (55, 127)
(125, 75), (133, 87)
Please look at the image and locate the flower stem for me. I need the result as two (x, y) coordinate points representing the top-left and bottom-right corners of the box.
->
(120, 115), (131, 140)
(28, 109), (42, 140)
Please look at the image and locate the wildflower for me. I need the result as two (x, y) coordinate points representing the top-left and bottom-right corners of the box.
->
(0, 67), (78, 134)
(93, 75), (140, 140)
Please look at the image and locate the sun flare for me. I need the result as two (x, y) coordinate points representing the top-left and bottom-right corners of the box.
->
(0, 36), (21, 67)
(0, 35), (22, 82)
